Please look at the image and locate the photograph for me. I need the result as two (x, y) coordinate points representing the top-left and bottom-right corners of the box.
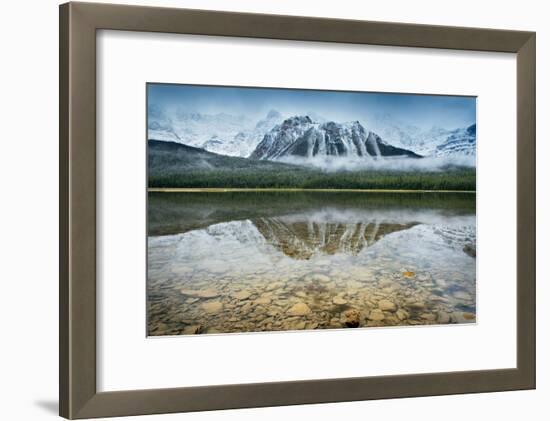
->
(146, 83), (477, 336)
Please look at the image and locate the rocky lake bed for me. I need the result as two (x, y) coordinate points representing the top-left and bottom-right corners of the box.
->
(147, 191), (477, 336)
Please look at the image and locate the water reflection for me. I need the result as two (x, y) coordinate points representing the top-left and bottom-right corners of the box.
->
(147, 192), (476, 335)
(253, 215), (418, 259)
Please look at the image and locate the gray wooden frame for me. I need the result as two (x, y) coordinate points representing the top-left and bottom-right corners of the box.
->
(59, 1), (536, 419)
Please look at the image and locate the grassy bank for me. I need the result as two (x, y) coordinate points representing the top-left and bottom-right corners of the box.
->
(148, 168), (476, 191)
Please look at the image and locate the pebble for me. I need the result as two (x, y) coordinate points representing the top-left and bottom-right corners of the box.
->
(437, 312), (451, 324)
(463, 312), (476, 320)
(435, 279), (447, 287)
(180, 288), (220, 299)
(368, 309), (385, 321)
(182, 325), (202, 335)
(201, 301), (223, 313)
(292, 321), (307, 330)
(406, 301), (426, 310)
(378, 299), (397, 312)
(310, 274), (330, 283)
(332, 296), (348, 305)
(254, 297), (272, 305)
(232, 290), (251, 300)
(453, 291), (472, 301)
(451, 311), (476, 323)
(287, 302), (311, 316)
(266, 282), (285, 291)
(396, 309), (409, 320)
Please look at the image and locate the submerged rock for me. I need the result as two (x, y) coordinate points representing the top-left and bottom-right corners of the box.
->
(182, 325), (203, 335)
(396, 309), (409, 320)
(254, 297), (272, 305)
(378, 299), (397, 312)
(265, 281), (285, 291)
(420, 313), (437, 321)
(451, 311), (476, 323)
(310, 274), (330, 283)
(405, 301), (426, 311)
(332, 296), (348, 305)
(287, 302), (311, 316)
(463, 312), (476, 320)
(201, 301), (223, 313)
(232, 290), (252, 300)
(368, 309), (385, 321)
(180, 288), (220, 299)
(453, 290), (472, 301)
(437, 311), (451, 324)
(292, 321), (307, 330)
(343, 309), (361, 328)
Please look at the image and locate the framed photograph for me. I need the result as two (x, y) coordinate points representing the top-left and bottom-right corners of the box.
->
(60, 2), (535, 419)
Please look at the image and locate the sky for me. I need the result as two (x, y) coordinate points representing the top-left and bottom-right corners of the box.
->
(148, 83), (476, 130)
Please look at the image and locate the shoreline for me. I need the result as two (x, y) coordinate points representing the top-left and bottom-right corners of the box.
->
(148, 187), (476, 193)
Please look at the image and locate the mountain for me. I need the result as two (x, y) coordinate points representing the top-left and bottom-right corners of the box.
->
(368, 114), (476, 157)
(434, 124), (476, 157)
(368, 114), (424, 151)
(202, 110), (284, 157)
(369, 117), (452, 156)
(147, 108), (253, 151)
(148, 107), (285, 158)
(250, 116), (421, 160)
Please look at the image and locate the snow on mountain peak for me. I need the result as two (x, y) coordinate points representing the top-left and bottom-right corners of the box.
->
(147, 105), (476, 161)
(250, 116), (420, 160)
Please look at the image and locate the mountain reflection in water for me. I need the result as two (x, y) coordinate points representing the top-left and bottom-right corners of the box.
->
(253, 214), (418, 259)
(147, 191), (476, 335)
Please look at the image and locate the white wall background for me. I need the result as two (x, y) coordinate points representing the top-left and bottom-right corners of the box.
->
(0, 1), (546, 420)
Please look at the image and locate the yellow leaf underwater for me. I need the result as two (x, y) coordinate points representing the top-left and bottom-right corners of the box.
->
(403, 271), (415, 278)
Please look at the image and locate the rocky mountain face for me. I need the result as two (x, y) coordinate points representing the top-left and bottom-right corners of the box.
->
(250, 116), (421, 160)
(434, 124), (476, 157)
(148, 105), (476, 160)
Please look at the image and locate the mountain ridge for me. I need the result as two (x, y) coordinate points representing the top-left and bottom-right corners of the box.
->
(250, 116), (422, 160)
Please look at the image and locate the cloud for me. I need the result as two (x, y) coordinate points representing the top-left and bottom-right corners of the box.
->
(277, 155), (476, 172)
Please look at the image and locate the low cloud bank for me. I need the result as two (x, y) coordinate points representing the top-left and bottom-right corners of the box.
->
(277, 155), (475, 172)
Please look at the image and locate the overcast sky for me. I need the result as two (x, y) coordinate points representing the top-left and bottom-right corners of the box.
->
(148, 83), (476, 130)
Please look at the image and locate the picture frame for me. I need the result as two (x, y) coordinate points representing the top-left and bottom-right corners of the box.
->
(59, 1), (536, 419)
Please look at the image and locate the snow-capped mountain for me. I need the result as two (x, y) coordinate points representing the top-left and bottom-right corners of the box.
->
(202, 110), (284, 157)
(250, 116), (421, 160)
(148, 103), (476, 161)
(368, 114), (476, 157)
(148, 107), (285, 157)
(434, 124), (476, 157)
(147, 107), (253, 151)
(368, 114), (423, 149)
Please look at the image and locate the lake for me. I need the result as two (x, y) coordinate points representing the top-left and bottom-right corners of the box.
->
(147, 191), (476, 335)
